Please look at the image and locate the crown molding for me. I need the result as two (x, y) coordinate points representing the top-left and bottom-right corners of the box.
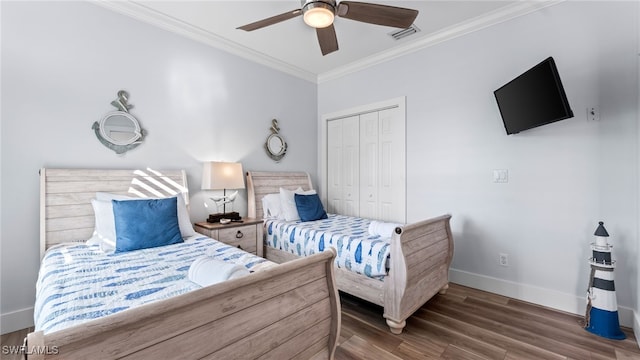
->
(317, 0), (565, 83)
(92, 0), (564, 85)
(91, 0), (318, 83)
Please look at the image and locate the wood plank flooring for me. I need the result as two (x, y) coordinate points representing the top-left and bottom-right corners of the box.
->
(2, 284), (639, 359)
(1, 326), (32, 360)
(335, 284), (640, 360)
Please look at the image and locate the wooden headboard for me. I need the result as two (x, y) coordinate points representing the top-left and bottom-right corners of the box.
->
(246, 171), (313, 220)
(40, 168), (188, 258)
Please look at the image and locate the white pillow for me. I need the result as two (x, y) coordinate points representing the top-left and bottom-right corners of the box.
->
(261, 193), (282, 220)
(86, 199), (117, 253)
(279, 187), (316, 222)
(95, 192), (196, 238)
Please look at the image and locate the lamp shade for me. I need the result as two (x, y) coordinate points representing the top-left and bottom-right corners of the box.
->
(201, 162), (245, 190)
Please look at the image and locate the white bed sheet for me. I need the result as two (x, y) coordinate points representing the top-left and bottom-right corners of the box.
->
(265, 214), (392, 278)
(35, 234), (273, 334)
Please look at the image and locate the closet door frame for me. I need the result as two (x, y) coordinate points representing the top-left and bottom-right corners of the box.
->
(319, 96), (406, 221)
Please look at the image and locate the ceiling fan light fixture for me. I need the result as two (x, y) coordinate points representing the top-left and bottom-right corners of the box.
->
(238, 0), (419, 56)
(303, 2), (335, 28)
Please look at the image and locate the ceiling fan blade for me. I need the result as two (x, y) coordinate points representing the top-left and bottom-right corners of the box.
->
(237, 9), (302, 31)
(317, 24), (339, 56)
(337, 1), (418, 29)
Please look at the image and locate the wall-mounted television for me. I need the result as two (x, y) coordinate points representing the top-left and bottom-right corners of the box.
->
(494, 57), (573, 135)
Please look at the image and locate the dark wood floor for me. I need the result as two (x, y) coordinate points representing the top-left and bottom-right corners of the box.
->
(2, 284), (639, 359)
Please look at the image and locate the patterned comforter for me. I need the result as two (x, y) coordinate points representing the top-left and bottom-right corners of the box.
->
(265, 214), (392, 278)
(34, 235), (271, 334)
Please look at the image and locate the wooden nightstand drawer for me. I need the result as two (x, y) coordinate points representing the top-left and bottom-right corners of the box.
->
(194, 218), (263, 257)
(218, 226), (257, 254)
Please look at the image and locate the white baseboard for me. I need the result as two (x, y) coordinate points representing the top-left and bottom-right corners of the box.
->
(449, 268), (634, 328)
(1, 307), (34, 335)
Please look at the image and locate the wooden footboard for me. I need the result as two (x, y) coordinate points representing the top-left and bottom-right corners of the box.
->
(25, 249), (340, 360)
(384, 214), (453, 334)
(246, 170), (454, 335)
(262, 214), (454, 335)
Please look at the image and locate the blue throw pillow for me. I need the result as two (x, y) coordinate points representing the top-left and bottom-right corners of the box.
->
(294, 193), (328, 222)
(112, 197), (183, 253)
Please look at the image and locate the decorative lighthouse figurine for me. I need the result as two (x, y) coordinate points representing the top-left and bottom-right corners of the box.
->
(584, 221), (626, 340)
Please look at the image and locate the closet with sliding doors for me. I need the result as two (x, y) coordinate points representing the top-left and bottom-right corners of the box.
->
(323, 97), (406, 223)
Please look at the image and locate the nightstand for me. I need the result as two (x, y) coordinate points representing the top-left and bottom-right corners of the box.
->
(194, 218), (263, 257)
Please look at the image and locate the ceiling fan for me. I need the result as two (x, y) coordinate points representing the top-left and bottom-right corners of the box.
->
(237, 0), (419, 56)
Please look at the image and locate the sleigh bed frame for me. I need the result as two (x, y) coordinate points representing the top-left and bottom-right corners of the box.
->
(26, 168), (340, 359)
(246, 171), (454, 334)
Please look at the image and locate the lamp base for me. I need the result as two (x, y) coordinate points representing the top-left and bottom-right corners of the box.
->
(207, 212), (241, 223)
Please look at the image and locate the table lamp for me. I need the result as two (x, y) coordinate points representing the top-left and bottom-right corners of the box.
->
(201, 161), (245, 222)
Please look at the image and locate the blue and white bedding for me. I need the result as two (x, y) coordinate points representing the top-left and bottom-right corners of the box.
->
(34, 235), (272, 334)
(265, 214), (392, 279)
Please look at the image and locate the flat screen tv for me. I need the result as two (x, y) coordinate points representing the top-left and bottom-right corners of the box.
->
(494, 57), (573, 135)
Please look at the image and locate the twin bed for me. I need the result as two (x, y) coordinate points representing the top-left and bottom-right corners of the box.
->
(27, 168), (340, 360)
(28, 167), (454, 359)
(246, 171), (454, 334)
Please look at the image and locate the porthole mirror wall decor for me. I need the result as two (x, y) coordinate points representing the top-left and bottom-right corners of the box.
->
(264, 119), (287, 162)
(92, 90), (146, 154)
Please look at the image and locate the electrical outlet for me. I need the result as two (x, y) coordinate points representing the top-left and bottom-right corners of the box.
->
(499, 253), (509, 267)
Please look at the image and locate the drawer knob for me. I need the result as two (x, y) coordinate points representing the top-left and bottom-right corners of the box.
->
(236, 230), (244, 239)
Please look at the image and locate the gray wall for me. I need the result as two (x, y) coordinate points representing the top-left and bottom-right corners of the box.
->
(0, 1), (317, 333)
(318, 1), (639, 323)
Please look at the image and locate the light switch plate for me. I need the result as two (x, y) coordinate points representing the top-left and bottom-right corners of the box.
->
(493, 169), (509, 183)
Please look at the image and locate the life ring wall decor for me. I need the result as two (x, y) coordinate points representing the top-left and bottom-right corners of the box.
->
(92, 90), (146, 155)
(264, 119), (287, 162)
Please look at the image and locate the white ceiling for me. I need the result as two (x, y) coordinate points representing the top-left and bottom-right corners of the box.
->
(97, 1), (561, 82)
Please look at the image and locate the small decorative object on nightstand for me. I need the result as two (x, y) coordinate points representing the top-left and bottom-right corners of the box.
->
(194, 218), (263, 257)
